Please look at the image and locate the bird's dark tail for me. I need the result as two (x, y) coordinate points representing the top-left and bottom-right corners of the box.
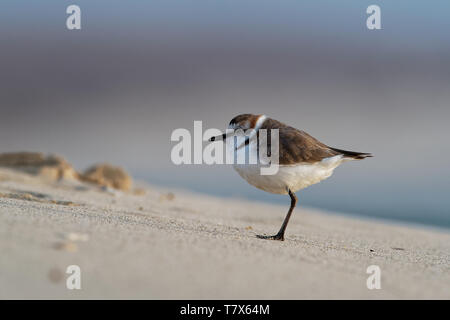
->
(329, 147), (373, 160)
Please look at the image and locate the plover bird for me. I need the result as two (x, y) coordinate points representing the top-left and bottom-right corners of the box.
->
(209, 114), (372, 241)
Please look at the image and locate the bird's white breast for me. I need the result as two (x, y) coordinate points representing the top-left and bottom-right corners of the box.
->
(233, 155), (345, 194)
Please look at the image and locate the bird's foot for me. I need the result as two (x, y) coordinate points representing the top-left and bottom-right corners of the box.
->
(256, 233), (285, 241)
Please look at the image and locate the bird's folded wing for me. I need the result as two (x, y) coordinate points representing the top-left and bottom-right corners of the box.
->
(277, 128), (339, 165)
(258, 118), (339, 165)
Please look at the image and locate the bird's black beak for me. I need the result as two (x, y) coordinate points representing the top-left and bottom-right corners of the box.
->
(209, 133), (227, 142)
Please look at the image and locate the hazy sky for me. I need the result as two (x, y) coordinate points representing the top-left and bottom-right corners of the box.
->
(1, 1), (449, 228)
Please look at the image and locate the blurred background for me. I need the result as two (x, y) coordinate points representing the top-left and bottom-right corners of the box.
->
(1, 0), (449, 228)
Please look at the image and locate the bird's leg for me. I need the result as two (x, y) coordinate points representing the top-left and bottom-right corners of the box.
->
(257, 189), (298, 241)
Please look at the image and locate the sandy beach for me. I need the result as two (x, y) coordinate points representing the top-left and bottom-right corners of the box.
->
(0, 167), (449, 299)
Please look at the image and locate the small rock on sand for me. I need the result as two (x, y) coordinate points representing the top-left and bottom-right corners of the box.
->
(79, 163), (132, 191)
(159, 192), (175, 202)
(53, 241), (78, 252)
(132, 188), (146, 196)
(0, 152), (78, 181)
(66, 232), (90, 242)
(48, 268), (64, 283)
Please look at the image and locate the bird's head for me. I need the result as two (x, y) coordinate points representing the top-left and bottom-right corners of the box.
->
(209, 114), (266, 142)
